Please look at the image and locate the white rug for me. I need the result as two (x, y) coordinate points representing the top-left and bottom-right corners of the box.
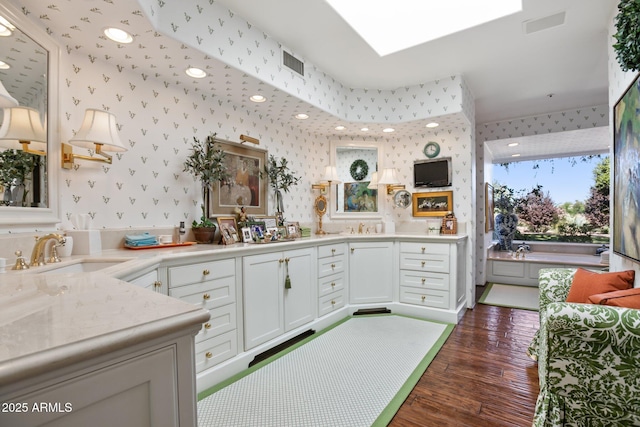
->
(479, 283), (539, 311)
(197, 315), (453, 427)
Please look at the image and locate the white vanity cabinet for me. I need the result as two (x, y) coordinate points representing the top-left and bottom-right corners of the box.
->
(317, 242), (347, 316)
(398, 240), (466, 318)
(243, 247), (315, 350)
(348, 241), (393, 304)
(168, 258), (238, 373)
(126, 268), (163, 293)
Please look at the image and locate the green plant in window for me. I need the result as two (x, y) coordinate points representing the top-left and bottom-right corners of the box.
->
(613, 0), (640, 71)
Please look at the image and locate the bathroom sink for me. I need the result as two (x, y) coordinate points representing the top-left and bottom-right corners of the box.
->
(29, 259), (130, 274)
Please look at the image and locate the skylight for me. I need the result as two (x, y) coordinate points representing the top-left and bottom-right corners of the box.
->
(325, 0), (522, 56)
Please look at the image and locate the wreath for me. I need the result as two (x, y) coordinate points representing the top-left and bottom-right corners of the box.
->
(614, 0), (640, 72)
(349, 159), (368, 181)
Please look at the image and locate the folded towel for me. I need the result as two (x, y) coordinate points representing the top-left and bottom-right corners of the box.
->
(125, 232), (158, 247)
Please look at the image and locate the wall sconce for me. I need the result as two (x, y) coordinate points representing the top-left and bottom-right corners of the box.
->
(377, 167), (405, 195)
(0, 106), (47, 156)
(312, 165), (342, 194)
(239, 134), (259, 144)
(367, 171), (378, 190)
(0, 80), (18, 108)
(62, 109), (127, 169)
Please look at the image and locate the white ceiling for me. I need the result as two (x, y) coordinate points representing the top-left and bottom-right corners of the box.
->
(3, 0), (617, 161)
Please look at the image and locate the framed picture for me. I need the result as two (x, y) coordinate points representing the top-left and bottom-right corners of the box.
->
(247, 220), (266, 241)
(216, 216), (238, 243)
(285, 221), (301, 238)
(219, 224), (236, 245)
(613, 73), (640, 263)
(485, 183), (495, 233)
(412, 191), (453, 217)
(343, 182), (378, 212)
(210, 139), (268, 216)
(241, 227), (252, 243)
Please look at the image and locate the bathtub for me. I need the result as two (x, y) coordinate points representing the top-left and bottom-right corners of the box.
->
(486, 242), (609, 287)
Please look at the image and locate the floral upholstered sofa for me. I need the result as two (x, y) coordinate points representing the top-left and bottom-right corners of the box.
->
(528, 268), (640, 427)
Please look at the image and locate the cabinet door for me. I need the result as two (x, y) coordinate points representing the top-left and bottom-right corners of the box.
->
(284, 248), (314, 332)
(127, 270), (161, 292)
(349, 241), (394, 304)
(243, 252), (284, 350)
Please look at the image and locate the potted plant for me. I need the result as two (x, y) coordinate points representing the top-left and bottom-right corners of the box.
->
(0, 149), (35, 206)
(493, 183), (520, 251)
(262, 155), (300, 218)
(183, 133), (230, 243)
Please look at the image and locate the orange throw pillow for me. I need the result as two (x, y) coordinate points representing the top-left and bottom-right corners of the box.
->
(565, 268), (635, 303)
(587, 287), (640, 308)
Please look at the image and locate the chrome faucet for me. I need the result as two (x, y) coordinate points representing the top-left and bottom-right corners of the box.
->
(30, 233), (66, 266)
(358, 223), (365, 234)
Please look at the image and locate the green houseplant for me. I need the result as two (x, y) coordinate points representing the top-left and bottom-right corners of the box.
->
(183, 133), (230, 243)
(262, 155), (300, 215)
(613, 0), (640, 72)
(0, 149), (36, 206)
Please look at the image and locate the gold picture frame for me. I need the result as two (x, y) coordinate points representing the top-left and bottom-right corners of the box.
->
(210, 139), (268, 216)
(216, 216), (239, 244)
(485, 183), (495, 233)
(285, 221), (301, 238)
(412, 191), (453, 217)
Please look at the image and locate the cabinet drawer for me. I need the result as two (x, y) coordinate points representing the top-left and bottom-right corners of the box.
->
(400, 270), (449, 291)
(400, 242), (449, 255)
(491, 260), (525, 278)
(169, 276), (235, 309)
(400, 287), (449, 309)
(318, 256), (346, 277)
(318, 272), (345, 297)
(318, 243), (347, 259)
(196, 303), (236, 343)
(168, 258), (235, 287)
(196, 330), (237, 372)
(318, 292), (345, 317)
(400, 253), (449, 273)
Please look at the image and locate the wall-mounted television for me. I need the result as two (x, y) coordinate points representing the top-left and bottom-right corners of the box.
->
(414, 157), (452, 188)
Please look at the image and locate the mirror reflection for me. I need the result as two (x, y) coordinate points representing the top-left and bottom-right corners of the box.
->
(0, 17), (48, 208)
(331, 142), (382, 218)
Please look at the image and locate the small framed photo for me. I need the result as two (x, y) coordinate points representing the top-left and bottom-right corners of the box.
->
(285, 221), (301, 238)
(219, 224), (236, 245)
(241, 227), (252, 243)
(261, 216), (278, 229)
(247, 220), (266, 241)
(412, 191), (453, 217)
(216, 216), (238, 243)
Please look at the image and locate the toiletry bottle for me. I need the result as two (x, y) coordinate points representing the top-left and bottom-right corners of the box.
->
(179, 221), (186, 243)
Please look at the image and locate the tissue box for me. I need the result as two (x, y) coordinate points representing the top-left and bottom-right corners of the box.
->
(66, 230), (102, 255)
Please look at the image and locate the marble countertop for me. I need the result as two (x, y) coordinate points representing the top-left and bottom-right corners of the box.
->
(0, 273), (209, 385)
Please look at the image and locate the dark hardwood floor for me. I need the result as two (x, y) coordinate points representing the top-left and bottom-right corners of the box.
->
(389, 286), (540, 427)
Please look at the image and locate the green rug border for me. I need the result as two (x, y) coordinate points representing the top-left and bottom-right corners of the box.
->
(198, 314), (454, 425)
(478, 282), (539, 311)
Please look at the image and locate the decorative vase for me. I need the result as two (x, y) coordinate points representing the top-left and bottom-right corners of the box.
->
(495, 212), (518, 251)
(192, 226), (217, 244)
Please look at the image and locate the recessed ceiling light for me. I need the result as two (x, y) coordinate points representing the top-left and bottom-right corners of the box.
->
(325, 0), (522, 56)
(250, 94), (267, 103)
(335, 125), (345, 131)
(361, 127), (369, 132)
(0, 16), (15, 36)
(0, 25), (11, 37)
(295, 113), (309, 120)
(426, 122), (439, 128)
(185, 67), (207, 78)
(508, 142), (519, 147)
(511, 153), (521, 157)
(383, 128), (395, 133)
(0, 60), (10, 70)
(104, 27), (133, 44)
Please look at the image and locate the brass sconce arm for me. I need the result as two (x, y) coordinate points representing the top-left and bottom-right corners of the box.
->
(61, 142), (113, 169)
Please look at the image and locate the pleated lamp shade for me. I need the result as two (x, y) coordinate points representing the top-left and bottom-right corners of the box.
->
(321, 165), (342, 184)
(367, 171), (378, 189)
(377, 168), (400, 185)
(69, 109), (127, 152)
(0, 106), (46, 151)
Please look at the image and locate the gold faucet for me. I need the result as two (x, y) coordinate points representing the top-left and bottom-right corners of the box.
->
(358, 223), (365, 234)
(30, 233), (66, 266)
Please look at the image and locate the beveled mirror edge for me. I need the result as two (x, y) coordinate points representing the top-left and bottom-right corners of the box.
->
(328, 140), (385, 220)
(0, 0), (60, 232)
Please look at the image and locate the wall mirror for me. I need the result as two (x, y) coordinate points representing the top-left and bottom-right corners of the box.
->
(329, 140), (384, 219)
(0, 1), (60, 230)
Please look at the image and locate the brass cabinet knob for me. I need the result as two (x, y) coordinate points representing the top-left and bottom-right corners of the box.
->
(331, 300), (335, 305)
(421, 261), (426, 267)
(331, 263), (335, 269)
(203, 293), (210, 300)
(285, 257), (290, 263)
(205, 352), (213, 359)
(153, 281), (162, 288)
(203, 269), (210, 275)
(204, 323), (212, 330)
(331, 282), (336, 288)
(331, 248), (336, 254)
(421, 278), (426, 284)
(351, 248), (355, 254)
(279, 258), (284, 264)
(421, 247), (426, 253)
(421, 295), (426, 302)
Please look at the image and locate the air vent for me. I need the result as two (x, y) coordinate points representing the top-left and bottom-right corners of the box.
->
(282, 50), (304, 77)
(523, 11), (566, 34)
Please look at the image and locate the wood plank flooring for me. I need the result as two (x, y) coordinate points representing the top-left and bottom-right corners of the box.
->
(389, 286), (540, 427)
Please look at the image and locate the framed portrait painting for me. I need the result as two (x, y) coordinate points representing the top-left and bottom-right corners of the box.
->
(485, 183), (495, 233)
(210, 139), (268, 216)
(412, 191), (453, 217)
